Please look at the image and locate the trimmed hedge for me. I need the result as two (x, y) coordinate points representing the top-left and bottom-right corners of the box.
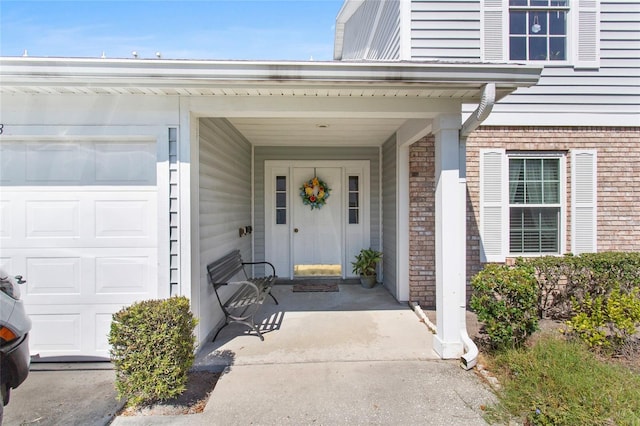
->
(473, 252), (640, 354)
(109, 296), (198, 407)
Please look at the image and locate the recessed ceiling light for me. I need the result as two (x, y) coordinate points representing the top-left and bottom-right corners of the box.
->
(316, 123), (329, 128)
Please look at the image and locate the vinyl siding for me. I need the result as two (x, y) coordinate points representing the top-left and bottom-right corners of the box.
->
(198, 118), (252, 337)
(411, 0), (481, 61)
(475, 0), (640, 125)
(254, 146), (381, 274)
(341, 0), (401, 60)
(382, 135), (398, 298)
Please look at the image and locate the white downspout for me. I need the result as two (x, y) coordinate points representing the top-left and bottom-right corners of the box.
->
(459, 83), (496, 370)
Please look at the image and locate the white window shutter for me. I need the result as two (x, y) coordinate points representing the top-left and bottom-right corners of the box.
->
(482, 0), (505, 62)
(480, 149), (507, 262)
(571, 150), (597, 254)
(574, 0), (600, 69)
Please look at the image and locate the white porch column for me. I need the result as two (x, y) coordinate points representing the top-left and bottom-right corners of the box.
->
(432, 114), (465, 359)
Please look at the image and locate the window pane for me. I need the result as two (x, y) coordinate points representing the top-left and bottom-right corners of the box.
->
(349, 192), (359, 208)
(525, 182), (543, 203)
(543, 159), (560, 179)
(276, 193), (286, 208)
(529, 12), (547, 35)
(529, 37), (548, 60)
(349, 209), (359, 224)
(276, 209), (286, 225)
(549, 11), (567, 35)
(509, 0), (527, 6)
(510, 37), (527, 60)
(276, 176), (286, 191)
(531, 0), (549, 6)
(544, 182), (560, 203)
(510, 12), (527, 35)
(549, 37), (566, 60)
(510, 207), (559, 253)
(349, 176), (359, 192)
(525, 159), (542, 180)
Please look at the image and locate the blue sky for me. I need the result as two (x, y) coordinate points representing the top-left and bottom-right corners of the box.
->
(0, 0), (345, 61)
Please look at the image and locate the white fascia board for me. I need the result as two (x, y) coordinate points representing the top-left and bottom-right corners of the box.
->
(0, 57), (542, 92)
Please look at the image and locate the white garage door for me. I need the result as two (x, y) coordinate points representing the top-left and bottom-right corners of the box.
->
(0, 140), (158, 359)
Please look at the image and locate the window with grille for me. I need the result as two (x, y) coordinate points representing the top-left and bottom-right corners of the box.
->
(509, 0), (569, 61)
(348, 176), (359, 224)
(275, 176), (287, 224)
(509, 156), (561, 253)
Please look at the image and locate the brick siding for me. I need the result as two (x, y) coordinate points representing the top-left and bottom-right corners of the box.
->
(408, 127), (640, 307)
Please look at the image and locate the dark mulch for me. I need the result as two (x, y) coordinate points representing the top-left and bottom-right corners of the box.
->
(118, 370), (220, 416)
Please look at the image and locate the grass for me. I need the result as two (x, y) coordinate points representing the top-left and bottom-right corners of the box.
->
(482, 334), (640, 425)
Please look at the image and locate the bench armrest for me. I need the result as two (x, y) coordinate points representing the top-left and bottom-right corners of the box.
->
(242, 260), (276, 277)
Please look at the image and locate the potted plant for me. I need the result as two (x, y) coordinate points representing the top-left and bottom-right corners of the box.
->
(351, 248), (382, 288)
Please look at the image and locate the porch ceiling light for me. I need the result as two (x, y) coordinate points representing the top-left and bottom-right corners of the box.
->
(316, 123), (330, 128)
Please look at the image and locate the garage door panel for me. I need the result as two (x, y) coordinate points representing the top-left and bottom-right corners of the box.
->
(29, 313), (82, 354)
(28, 304), (130, 358)
(1, 190), (157, 248)
(26, 257), (82, 295)
(94, 142), (156, 184)
(26, 200), (80, 238)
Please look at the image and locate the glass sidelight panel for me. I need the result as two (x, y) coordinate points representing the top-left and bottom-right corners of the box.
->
(275, 176), (286, 224)
(348, 175), (359, 224)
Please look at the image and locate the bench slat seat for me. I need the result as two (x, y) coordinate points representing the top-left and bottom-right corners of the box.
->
(207, 250), (278, 341)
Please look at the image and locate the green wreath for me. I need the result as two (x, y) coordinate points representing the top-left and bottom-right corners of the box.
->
(300, 176), (331, 210)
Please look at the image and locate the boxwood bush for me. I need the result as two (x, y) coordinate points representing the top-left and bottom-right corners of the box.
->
(109, 296), (198, 407)
(470, 263), (539, 351)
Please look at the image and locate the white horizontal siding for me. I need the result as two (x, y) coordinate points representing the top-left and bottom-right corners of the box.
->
(198, 118), (252, 340)
(411, 0), (481, 61)
(475, 0), (640, 126)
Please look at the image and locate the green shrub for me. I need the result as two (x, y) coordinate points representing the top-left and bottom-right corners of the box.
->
(470, 263), (539, 351)
(566, 287), (640, 353)
(109, 296), (198, 407)
(517, 252), (640, 320)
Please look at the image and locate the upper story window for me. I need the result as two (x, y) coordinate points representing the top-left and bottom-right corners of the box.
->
(509, 0), (569, 61)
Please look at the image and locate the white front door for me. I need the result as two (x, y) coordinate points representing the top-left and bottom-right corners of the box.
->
(265, 160), (370, 279)
(292, 167), (342, 277)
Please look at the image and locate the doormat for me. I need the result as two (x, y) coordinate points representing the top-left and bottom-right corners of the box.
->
(292, 282), (339, 292)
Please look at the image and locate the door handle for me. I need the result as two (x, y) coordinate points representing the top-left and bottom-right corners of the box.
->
(294, 228), (299, 233)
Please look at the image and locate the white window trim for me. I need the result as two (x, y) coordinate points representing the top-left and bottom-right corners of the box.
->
(506, 152), (567, 256)
(481, 0), (600, 69)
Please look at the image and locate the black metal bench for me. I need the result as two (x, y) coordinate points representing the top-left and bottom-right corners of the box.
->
(207, 249), (278, 341)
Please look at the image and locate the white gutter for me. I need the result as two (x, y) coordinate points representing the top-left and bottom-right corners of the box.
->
(461, 82), (496, 137)
(458, 82), (496, 370)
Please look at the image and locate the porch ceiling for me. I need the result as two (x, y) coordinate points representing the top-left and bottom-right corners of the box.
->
(226, 117), (407, 146)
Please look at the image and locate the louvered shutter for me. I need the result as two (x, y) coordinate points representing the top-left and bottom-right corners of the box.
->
(571, 150), (597, 254)
(574, 0), (600, 69)
(482, 0), (506, 62)
(480, 149), (507, 262)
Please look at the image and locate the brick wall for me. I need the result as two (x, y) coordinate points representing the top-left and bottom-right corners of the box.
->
(408, 127), (640, 307)
(466, 126), (640, 281)
(409, 136), (436, 306)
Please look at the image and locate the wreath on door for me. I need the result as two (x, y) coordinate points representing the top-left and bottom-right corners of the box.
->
(300, 175), (331, 210)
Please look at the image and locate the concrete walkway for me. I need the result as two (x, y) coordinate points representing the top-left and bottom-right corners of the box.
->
(111, 283), (495, 426)
(4, 283), (494, 425)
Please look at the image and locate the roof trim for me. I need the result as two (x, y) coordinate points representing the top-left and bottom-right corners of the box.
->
(0, 57), (542, 95)
(334, 0), (365, 60)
